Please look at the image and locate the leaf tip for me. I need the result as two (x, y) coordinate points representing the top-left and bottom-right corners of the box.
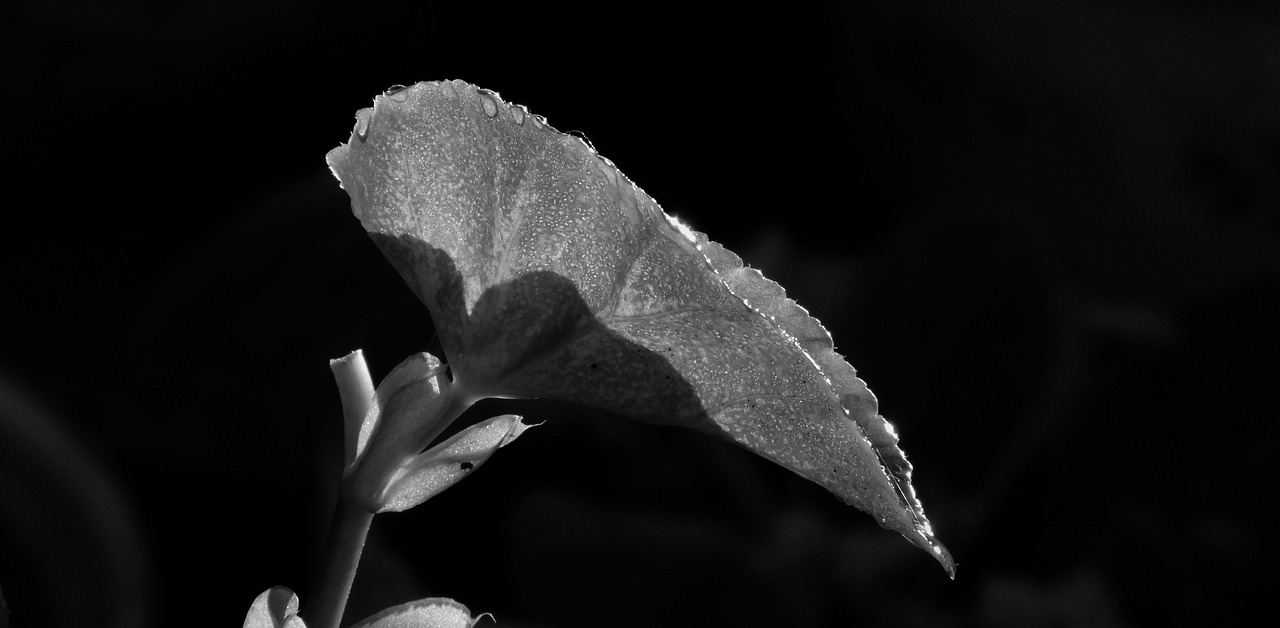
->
(907, 527), (956, 579)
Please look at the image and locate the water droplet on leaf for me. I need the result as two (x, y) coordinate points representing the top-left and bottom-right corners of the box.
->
(384, 84), (410, 102)
(478, 90), (499, 117)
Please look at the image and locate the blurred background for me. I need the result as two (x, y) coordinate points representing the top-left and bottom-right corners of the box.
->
(2, 1), (1277, 626)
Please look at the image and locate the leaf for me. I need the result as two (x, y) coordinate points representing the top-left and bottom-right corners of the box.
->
(327, 80), (954, 576)
(243, 586), (307, 628)
(378, 413), (531, 512)
(350, 597), (485, 628)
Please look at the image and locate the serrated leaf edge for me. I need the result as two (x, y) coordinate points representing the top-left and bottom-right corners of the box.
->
(691, 234), (955, 576)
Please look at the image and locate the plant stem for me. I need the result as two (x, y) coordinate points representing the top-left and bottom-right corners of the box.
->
(304, 491), (374, 628)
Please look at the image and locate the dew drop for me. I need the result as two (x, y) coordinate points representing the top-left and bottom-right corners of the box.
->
(384, 84), (410, 102)
(478, 90), (499, 117)
(512, 105), (526, 125)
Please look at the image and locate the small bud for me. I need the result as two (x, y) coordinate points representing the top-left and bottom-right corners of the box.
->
(345, 352), (455, 512)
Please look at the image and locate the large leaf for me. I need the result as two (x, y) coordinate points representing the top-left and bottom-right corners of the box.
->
(326, 80), (953, 575)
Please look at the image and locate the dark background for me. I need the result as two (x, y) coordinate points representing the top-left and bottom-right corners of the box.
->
(2, 1), (1277, 627)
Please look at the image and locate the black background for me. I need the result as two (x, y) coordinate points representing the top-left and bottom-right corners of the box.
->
(2, 1), (1278, 627)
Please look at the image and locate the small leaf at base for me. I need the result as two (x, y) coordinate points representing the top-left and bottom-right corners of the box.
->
(243, 586), (307, 628)
(350, 597), (481, 628)
(378, 414), (531, 512)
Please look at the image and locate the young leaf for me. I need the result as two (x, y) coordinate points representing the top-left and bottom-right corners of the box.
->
(327, 80), (954, 576)
(378, 414), (531, 513)
(349, 597), (484, 628)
